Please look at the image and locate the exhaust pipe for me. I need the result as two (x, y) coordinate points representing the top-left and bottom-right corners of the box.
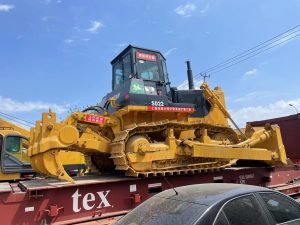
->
(186, 60), (194, 90)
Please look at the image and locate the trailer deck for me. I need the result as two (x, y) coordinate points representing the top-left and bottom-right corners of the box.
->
(1, 165), (300, 225)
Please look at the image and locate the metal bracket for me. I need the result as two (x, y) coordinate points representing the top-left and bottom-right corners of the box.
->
(44, 205), (64, 217)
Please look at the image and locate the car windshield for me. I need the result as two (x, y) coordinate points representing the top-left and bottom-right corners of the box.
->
(115, 195), (209, 225)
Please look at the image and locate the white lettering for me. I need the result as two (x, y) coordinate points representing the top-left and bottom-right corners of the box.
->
(72, 189), (82, 213)
(97, 190), (111, 208)
(83, 193), (95, 210)
(239, 174), (255, 184)
(72, 189), (111, 212)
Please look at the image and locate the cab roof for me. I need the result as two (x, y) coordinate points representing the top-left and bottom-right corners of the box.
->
(0, 128), (22, 136)
(110, 44), (166, 64)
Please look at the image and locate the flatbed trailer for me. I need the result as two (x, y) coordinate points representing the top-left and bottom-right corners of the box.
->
(1, 165), (300, 225)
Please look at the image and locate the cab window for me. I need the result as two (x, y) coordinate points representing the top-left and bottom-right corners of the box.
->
(162, 60), (169, 83)
(136, 53), (159, 81)
(123, 54), (132, 82)
(162, 60), (171, 94)
(113, 61), (123, 89)
(5, 136), (21, 153)
(113, 54), (132, 90)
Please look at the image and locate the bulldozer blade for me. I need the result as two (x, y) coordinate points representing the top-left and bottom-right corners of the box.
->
(31, 150), (74, 183)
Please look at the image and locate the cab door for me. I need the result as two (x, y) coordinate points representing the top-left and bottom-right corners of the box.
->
(1, 135), (33, 173)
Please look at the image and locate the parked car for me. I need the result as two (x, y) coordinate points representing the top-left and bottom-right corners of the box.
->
(114, 183), (300, 225)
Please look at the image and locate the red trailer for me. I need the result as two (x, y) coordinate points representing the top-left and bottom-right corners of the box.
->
(1, 166), (300, 225)
(1, 114), (300, 225)
(251, 113), (300, 164)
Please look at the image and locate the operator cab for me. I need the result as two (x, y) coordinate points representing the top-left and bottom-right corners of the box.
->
(101, 45), (209, 117)
(0, 130), (33, 177)
(111, 45), (171, 97)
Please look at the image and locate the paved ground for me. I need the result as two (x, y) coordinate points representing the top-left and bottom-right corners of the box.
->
(75, 216), (122, 225)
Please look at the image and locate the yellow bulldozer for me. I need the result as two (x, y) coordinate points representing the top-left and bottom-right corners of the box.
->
(28, 45), (287, 182)
(0, 117), (86, 180)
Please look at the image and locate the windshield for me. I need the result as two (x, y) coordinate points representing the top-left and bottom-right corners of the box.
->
(5, 136), (22, 153)
(115, 195), (208, 225)
(136, 51), (160, 81)
(137, 60), (159, 81)
(5, 136), (30, 161)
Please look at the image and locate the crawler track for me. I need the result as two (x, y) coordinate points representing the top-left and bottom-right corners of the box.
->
(109, 120), (239, 177)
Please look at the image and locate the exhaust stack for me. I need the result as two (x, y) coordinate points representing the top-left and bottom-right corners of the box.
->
(186, 60), (194, 90)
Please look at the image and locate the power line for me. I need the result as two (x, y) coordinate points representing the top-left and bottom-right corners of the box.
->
(178, 25), (300, 87)
(0, 111), (35, 126)
(207, 33), (299, 75)
(0, 114), (32, 128)
(200, 25), (300, 75)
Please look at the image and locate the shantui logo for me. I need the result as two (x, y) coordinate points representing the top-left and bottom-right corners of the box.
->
(72, 189), (112, 212)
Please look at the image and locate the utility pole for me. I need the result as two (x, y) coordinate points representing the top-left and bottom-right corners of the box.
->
(201, 73), (210, 82)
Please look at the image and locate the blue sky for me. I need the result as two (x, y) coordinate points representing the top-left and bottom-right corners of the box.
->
(0, 0), (300, 127)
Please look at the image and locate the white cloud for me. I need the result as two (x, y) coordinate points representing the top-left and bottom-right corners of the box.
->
(165, 30), (174, 34)
(231, 91), (273, 103)
(164, 48), (177, 57)
(41, 0), (52, 4)
(118, 43), (128, 47)
(244, 68), (257, 76)
(86, 20), (103, 33)
(233, 92), (260, 103)
(260, 61), (268, 66)
(174, 3), (196, 17)
(64, 39), (74, 44)
(200, 4), (209, 14)
(73, 26), (80, 31)
(0, 4), (14, 12)
(230, 99), (300, 127)
(41, 16), (50, 22)
(0, 96), (69, 114)
(177, 79), (203, 90)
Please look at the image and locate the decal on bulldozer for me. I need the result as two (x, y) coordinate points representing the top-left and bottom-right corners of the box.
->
(136, 52), (157, 61)
(85, 114), (105, 124)
(130, 81), (145, 94)
(147, 106), (195, 112)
